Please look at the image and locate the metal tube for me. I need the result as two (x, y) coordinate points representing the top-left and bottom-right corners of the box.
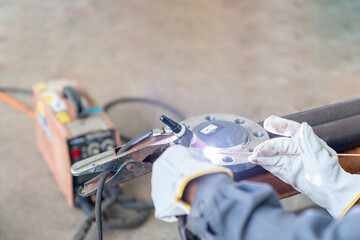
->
(261, 114), (360, 153)
(248, 100), (360, 197)
(246, 114), (360, 197)
(313, 114), (360, 152)
(259, 98), (360, 150)
(279, 98), (360, 126)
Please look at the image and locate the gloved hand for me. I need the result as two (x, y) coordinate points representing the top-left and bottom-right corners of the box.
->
(249, 115), (360, 218)
(151, 145), (233, 222)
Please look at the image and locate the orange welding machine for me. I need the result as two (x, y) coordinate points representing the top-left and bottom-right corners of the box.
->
(33, 78), (121, 207)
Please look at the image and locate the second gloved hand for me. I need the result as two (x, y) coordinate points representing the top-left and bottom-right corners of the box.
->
(249, 116), (360, 218)
(151, 145), (233, 222)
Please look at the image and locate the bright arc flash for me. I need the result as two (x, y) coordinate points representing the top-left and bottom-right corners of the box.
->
(202, 146), (223, 164)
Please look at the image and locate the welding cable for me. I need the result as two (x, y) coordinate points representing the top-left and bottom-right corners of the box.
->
(101, 189), (152, 229)
(73, 191), (152, 240)
(103, 97), (186, 121)
(0, 87), (32, 95)
(93, 129), (154, 240)
(104, 97), (185, 143)
(0, 91), (35, 119)
(96, 171), (109, 240)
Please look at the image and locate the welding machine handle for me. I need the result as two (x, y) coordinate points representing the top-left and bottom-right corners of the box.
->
(63, 86), (85, 119)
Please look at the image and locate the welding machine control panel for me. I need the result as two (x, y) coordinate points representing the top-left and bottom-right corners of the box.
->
(68, 130), (117, 162)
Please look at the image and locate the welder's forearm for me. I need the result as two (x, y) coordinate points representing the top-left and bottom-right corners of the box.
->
(183, 177), (204, 205)
(186, 174), (360, 240)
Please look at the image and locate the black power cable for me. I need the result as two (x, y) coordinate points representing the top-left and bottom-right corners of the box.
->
(103, 97), (186, 121)
(96, 172), (109, 240)
(103, 97), (185, 143)
(93, 129), (154, 240)
(0, 87), (32, 95)
(73, 190), (152, 240)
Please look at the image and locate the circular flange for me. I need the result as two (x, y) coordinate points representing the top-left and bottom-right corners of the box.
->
(181, 114), (269, 173)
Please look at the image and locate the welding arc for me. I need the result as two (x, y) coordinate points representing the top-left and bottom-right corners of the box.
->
(222, 152), (360, 157)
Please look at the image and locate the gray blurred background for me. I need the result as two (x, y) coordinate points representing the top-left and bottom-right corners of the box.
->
(1, 0), (360, 239)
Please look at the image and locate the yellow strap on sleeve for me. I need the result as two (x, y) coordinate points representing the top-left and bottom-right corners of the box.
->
(174, 168), (234, 211)
(338, 192), (360, 218)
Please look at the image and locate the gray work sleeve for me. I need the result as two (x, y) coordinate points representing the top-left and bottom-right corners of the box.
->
(186, 174), (360, 240)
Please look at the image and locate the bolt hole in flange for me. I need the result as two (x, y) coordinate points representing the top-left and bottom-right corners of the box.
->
(222, 156), (234, 163)
(205, 115), (216, 121)
(235, 119), (245, 124)
(253, 132), (264, 138)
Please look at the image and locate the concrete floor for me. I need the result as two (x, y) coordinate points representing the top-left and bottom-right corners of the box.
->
(1, 0), (360, 239)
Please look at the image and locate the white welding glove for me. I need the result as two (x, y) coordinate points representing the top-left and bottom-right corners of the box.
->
(151, 145), (233, 222)
(249, 115), (360, 218)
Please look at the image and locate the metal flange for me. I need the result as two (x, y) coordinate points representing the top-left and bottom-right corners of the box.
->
(180, 114), (269, 173)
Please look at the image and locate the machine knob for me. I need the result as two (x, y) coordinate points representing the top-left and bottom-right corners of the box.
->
(101, 139), (115, 151)
(87, 142), (101, 156)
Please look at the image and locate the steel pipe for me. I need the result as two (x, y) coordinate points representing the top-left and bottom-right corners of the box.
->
(279, 98), (360, 126)
(259, 98), (360, 152)
(313, 114), (360, 152)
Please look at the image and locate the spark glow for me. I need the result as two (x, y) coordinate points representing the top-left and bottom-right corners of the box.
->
(202, 146), (223, 164)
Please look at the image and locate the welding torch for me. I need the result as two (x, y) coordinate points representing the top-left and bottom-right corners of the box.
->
(160, 115), (206, 149)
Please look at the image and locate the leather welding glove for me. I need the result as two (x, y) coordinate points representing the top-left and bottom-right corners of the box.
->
(151, 145), (233, 222)
(248, 115), (360, 218)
